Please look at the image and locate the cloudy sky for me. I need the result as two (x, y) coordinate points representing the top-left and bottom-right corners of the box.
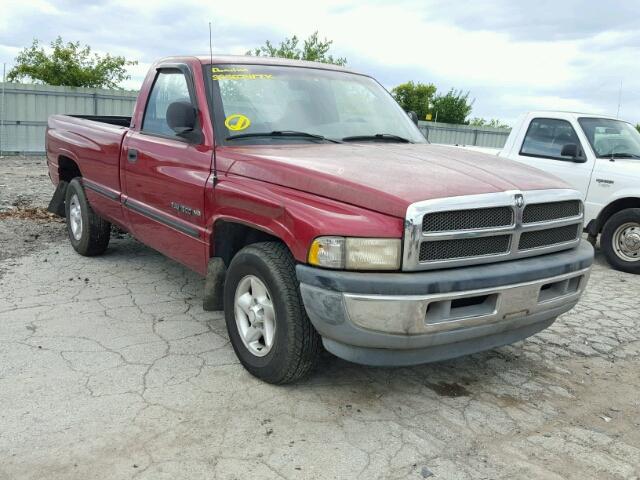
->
(1, 0), (639, 125)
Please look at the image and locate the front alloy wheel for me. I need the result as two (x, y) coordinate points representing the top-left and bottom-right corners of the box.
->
(234, 275), (276, 357)
(223, 242), (321, 384)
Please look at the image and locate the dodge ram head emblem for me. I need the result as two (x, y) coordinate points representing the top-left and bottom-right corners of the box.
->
(514, 194), (525, 208)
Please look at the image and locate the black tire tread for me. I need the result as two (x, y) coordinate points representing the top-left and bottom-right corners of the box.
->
(66, 178), (111, 256)
(227, 242), (322, 384)
(600, 208), (640, 274)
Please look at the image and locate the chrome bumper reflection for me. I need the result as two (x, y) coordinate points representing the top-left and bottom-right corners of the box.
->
(343, 268), (590, 335)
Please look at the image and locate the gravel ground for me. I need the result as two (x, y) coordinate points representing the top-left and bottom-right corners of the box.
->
(0, 157), (639, 480)
(0, 157), (66, 264)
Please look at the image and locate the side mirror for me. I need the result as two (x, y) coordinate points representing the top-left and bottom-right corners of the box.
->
(560, 143), (586, 162)
(560, 143), (577, 157)
(166, 101), (197, 135)
(407, 111), (419, 126)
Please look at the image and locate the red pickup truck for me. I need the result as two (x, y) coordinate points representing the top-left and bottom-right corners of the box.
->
(46, 55), (593, 383)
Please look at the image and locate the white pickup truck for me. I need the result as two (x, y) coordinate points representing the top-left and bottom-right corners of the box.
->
(496, 111), (640, 274)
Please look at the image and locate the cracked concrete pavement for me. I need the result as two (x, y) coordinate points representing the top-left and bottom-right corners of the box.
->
(1, 157), (639, 479)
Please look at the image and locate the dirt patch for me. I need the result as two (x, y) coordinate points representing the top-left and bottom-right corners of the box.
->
(424, 381), (471, 397)
(0, 157), (67, 267)
(0, 206), (62, 221)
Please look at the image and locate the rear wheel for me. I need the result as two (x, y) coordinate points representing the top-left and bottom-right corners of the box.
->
(64, 178), (111, 256)
(223, 242), (321, 384)
(601, 208), (640, 274)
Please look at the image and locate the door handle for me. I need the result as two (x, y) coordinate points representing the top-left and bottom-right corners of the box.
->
(127, 149), (138, 163)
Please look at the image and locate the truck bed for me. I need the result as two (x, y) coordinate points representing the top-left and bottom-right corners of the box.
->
(46, 114), (130, 196)
(68, 115), (132, 128)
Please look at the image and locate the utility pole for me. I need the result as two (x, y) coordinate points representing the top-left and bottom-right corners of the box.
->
(0, 63), (5, 158)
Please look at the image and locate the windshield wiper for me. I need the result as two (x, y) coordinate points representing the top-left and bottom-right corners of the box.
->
(341, 133), (413, 143)
(226, 130), (342, 143)
(607, 152), (640, 158)
(599, 152), (640, 159)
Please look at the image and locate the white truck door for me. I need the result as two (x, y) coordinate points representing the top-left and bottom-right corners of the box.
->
(506, 116), (594, 198)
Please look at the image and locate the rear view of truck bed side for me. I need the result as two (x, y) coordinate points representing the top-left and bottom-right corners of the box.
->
(46, 114), (131, 230)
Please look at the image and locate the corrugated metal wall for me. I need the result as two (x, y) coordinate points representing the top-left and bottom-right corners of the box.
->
(0, 82), (512, 155)
(0, 82), (137, 155)
(418, 121), (511, 148)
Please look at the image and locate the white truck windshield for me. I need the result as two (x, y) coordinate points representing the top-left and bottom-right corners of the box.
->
(578, 117), (640, 159)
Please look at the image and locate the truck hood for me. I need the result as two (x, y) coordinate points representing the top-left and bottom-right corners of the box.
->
(222, 143), (569, 218)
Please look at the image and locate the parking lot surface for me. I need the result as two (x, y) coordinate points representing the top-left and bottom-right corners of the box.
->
(1, 158), (639, 479)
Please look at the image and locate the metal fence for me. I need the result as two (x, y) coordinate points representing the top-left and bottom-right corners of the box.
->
(0, 82), (137, 155)
(418, 121), (511, 149)
(0, 82), (512, 155)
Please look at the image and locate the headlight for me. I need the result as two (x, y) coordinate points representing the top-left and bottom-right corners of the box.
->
(308, 237), (401, 270)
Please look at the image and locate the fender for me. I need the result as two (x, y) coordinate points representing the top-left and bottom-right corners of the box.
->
(589, 192), (640, 234)
(208, 175), (404, 263)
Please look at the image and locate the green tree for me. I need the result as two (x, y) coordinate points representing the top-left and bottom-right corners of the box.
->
(636, 124), (640, 134)
(391, 81), (437, 120)
(469, 117), (510, 129)
(246, 31), (346, 66)
(430, 89), (474, 124)
(7, 37), (136, 88)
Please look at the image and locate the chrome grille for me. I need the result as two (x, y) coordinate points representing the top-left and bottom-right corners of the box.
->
(419, 235), (511, 261)
(422, 207), (513, 232)
(519, 224), (580, 250)
(523, 200), (581, 224)
(402, 189), (584, 271)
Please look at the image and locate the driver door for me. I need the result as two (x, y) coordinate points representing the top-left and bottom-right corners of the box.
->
(121, 67), (212, 273)
(511, 117), (594, 197)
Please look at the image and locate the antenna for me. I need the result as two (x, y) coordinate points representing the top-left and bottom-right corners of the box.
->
(616, 79), (622, 119)
(208, 21), (217, 182)
(209, 21), (214, 63)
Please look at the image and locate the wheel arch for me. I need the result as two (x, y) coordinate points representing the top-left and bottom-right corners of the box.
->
(211, 219), (288, 267)
(590, 197), (640, 235)
(58, 154), (83, 182)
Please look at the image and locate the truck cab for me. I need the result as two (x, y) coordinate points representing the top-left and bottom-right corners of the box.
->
(499, 111), (640, 273)
(46, 57), (593, 383)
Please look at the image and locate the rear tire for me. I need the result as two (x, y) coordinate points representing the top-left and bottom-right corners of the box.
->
(65, 178), (111, 256)
(224, 242), (321, 384)
(601, 208), (640, 274)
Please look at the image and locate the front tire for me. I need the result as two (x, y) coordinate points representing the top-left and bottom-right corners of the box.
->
(601, 208), (640, 274)
(224, 242), (321, 384)
(64, 178), (111, 256)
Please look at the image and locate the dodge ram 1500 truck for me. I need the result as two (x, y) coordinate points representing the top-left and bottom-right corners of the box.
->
(497, 111), (640, 274)
(46, 56), (593, 384)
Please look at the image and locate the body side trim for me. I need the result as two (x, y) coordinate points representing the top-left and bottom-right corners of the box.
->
(82, 178), (121, 201)
(123, 197), (200, 238)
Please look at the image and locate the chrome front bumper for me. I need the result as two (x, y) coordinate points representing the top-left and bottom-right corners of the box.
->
(342, 268), (590, 336)
(297, 240), (594, 366)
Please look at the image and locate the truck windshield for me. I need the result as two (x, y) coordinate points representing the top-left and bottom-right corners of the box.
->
(207, 64), (426, 145)
(578, 117), (640, 159)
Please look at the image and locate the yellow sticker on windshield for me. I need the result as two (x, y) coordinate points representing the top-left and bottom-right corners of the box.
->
(225, 114), (251, 131)
(212, 73), (274, 81)
(212, 67), (249, 73)
(210, 67), (274, 80)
